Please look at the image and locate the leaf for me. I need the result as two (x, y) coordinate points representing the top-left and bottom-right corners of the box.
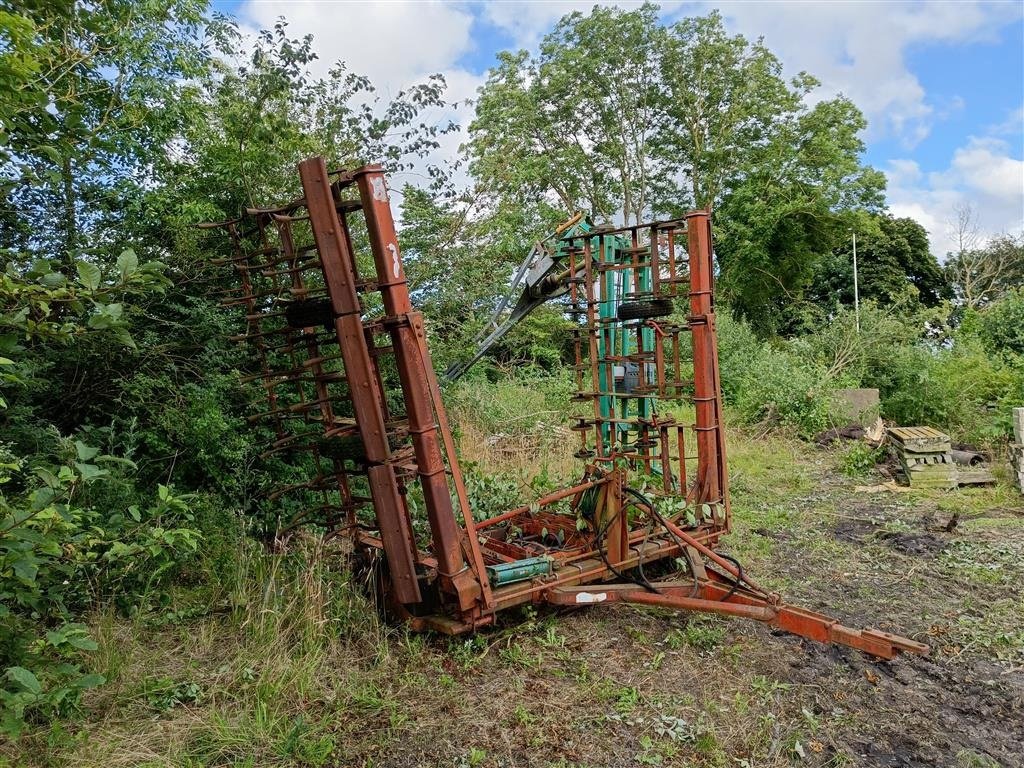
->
(77, 674), (105, 689)
(67, 635), (98, 651)
(5, 667), (41, 695)
(40, 272), (66, 289)
(28, 260), (52, 277)
(75, 440), (100, 461)
(113, 327), (136, 349)
(38, 145), (61, 164)
(12, 556), (38, 584)
(74, 462), (108, 481)
(45, 629), (66, 646)
(116, 249), (138, 278)
(76, 260), (101, 291)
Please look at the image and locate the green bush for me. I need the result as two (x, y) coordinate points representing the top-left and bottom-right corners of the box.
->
(717, 302), (1023, 445)
(974, 289), (1024, 357)
(716, 314), (843, 436)
(446, 370), (575, 438)
(0, 439), (199, 736)
(839, 442), (885, 477)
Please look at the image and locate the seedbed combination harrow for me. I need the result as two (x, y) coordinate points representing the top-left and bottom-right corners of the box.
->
(203, 157), (927, 660)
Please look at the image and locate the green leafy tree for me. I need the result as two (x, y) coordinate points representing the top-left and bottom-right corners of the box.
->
(161, 16), (455, 225)
(0, 0), (207, 266)
(713, 95), (885, 335)
(967, 288), (1024, 358)
(0, 1), (208, 736)
(399, 184), (574, 370)
(807, 214), (948, 313)
(468, 3), (670, 225)
(467, 6), (885, 336)
(660, 12), (802, 210)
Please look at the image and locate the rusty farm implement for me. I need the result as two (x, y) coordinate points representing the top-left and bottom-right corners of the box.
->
(201, 157), (928, 660)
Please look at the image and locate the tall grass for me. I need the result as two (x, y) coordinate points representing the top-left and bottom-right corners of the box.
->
(446, 372), (579, 483)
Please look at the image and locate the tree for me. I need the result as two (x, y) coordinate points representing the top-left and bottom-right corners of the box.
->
(467, 6), (885, 335)
(0, 1), (207, 267)
(660, 13), (802, 210)
(154, 16), (456, 228)
(945, 204), (1023, 308)
(807, 213), (948, 312)
(708, 92), (885, 334)
(974, 288), (1024, 357)
(468, 3), (670, 225)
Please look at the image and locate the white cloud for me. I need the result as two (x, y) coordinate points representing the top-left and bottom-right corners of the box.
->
(886, 137), (1024, 258)
(710, 1), (1021, 148)
(989, 104), (1024, 136)
(481, 1), (593, 48)
(481, 1), (687, 48)
(235, 0), (483, 193)
(237, 0), (475, 91)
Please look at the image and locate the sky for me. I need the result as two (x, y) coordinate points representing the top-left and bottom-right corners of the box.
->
(213, 0), (1024, 258)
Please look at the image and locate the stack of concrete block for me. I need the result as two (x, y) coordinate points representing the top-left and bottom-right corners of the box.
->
(1012, 408), (1024, 494)
(888, 426), (957, 489)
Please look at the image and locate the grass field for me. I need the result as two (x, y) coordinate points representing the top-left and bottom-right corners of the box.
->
(4, 413), (1023, 768)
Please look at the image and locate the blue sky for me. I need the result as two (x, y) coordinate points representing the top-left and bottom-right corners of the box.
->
(215, 1), (1023, 256)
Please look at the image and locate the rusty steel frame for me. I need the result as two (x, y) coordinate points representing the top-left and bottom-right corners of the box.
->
(204, 157), (928, 660)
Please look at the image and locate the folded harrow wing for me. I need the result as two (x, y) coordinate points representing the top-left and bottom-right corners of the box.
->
(202, 157), (928, 660)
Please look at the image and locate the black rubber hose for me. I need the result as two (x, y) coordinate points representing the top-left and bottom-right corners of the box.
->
(593, 498), (658, 593)
(625, 485), (748, 601)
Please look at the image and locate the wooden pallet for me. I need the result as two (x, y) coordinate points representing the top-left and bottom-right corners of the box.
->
(956, 468), (997, 486)
(888, 426), (951, 454)
(902, 453), (952, 467)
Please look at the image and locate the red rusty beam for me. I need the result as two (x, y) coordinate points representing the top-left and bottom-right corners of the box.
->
(686, 210), (722, 508)
(408, 312), (495, 611)
(298, 157), (421, 605)
(547, 581), (929, 659)
(476, 476), (610, 529)
(703, 214), (731, 529)
(353, 165), (477, 608)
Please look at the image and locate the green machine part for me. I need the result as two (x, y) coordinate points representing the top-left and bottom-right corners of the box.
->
(555, 220), (657, 453)
(486, 556), (553, 587)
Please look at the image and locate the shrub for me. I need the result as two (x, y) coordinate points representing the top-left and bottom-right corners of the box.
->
(0, 439), (199, 737)
(974, 289), (1024, 357)
(717, 302), (1024, 445)
(716, 314), (843, 436)
(838, 442), (884, 477)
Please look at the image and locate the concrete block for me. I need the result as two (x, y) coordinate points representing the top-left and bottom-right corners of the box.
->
(833, 388), (881, 424)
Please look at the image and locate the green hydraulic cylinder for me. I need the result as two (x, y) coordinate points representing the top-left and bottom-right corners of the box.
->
(486, 556), (553, 587)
